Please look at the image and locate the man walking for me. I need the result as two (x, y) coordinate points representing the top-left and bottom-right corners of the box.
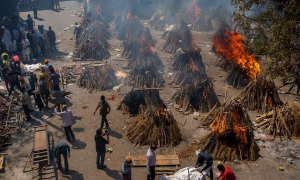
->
(196, 151), (214, 180)
(54, 105), (75, 142)
(95, 129), (109, 169)
(54, 142), (70, 172)
(146, 144), (157, 180)
(47, 26), (56, 53)
(121, 158), (133, 180)
(94, 95), (111, 129)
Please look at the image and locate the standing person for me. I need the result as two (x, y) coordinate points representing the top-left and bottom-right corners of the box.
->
(31, 30), (39, 58)
(94, 95), (111, 129)
(94, 129), (109, 169)
(7, 67), (21, 96)
(216, 164), (236, 180)
(33, 78), (44, 111)
(39, 76), (50, 108)
(32, 0), (38, 19)
(54, 142), (70, 172)
(12, 28), (20, 42)
(12, 55), (21, 72)
(54, 105), (75, 142)
(19, 87), (31, 121)
(121, 158), (133, 180)
(20, 77), (34, 111)
(49, 67), (60, 90)
(74, 22), (82, 44)
(1, 67), (11, 92)
(38, 31), (46, 56)
(47, 26), (56, 53)
(55, 0), (60, 10)
(26, 14), (35, 31)
(146, 144), (157, 180)
(21, 36), (31, 63)
(53, 87), (64, 111)
(2, 27), (11, 51)
(9, 38), (18, 54)
(196, 152), (214, 180)
(1, 53), (11, 68)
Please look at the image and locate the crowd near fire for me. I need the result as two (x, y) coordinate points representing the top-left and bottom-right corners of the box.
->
(0, 0), (300, 179)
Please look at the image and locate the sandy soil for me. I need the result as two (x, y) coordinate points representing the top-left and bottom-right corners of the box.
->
(1, 1), (300, 180)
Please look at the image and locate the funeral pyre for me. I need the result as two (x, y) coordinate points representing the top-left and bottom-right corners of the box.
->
(185, 0), (213, 32)
(255, 102), (300, 139)
(179, 100), (259, 161)
(116, 11), (144, 40)
(118, 89), (182, 147)
(122, 28), (155, 60)
(213, 26), (261, 87)
(163, 20), (196, 54)
(74, 21), (111, 61)
(149, 9), (177, 31)
(171, 48), (220, 113)
(77, 64), (119, 92)
(237, 76), (282, 113)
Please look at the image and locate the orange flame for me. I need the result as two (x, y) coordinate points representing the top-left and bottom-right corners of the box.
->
(213, 28), (261, 79)
(127, 11), (138, 20)
(186, 0), (200, 21)
(138, 33), (155, 53)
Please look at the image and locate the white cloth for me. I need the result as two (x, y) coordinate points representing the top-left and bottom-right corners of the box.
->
(2, 29), (11, 51)
(158, 167), (205, 180)
(22, 39), (30, 54)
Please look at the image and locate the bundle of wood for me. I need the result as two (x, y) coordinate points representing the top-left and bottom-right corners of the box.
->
(149, 9), (167, 31)
(127, 106), (182, 147)
(74, 21), (111, 61)
(117, 89), (165, 116)
(60, 64), (84, 85)
(237, 76), (282, 113)
(172, 49), (204, 71)
(163, 20), (197, 54)
(173, 66), (206, 86)
(171, 81), (220, 113)
(255, 102), (300, 139)
(122, 28), (155, 59)
(117, 18), (144, 40)
(77, 64), (119, 92)
(215, 58), (235, 72)
(180, 100), (260, 161)
(226, 65), (251, 88)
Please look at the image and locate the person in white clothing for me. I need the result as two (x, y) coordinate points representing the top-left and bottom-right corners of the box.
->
(21, 36), (31, 63)
(2, 27), (12, 51)
(54, 105), (75, 142)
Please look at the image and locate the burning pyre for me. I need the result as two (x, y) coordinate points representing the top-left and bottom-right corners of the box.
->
(185, 0), (213, 32)
(179, 100), (259, 161)
(117, 11), (144, 40)
(149, 9), (177, 31)
(163, 20), (196, 54)
(77, 64), (119, 92)
(74, 21), (111, 61)
(118, 89), (182, 147)
(122, 28), (155, 60)
(237, 76), (282, 113)
(213, 27), (261, 87)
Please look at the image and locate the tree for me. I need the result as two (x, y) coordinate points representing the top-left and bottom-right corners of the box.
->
(231, 0), (300, 82)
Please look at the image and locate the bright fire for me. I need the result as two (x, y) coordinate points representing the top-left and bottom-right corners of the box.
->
(186, 0), (200, 21)
(127, 11), (138, 20)
(213, 28), (261, 79)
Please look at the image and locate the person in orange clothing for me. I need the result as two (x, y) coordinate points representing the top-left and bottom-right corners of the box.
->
(216, 164), (236, 180)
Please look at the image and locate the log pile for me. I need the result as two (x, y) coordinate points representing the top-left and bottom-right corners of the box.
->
(60, 64), (84, 85)
(149, 9), (168, 31)
(163, 20), (196, 54)
(237, 76), (282, 113)
(77, 64), (119, 92)
(255, 102), (300, 139)
(117, 89), (165, 116)
(127, 106), (182, 147)
(172, 49), (204, 71)
(122, 28), (155, 60)
(179, 100), (260, 161)
(226, 65), (251, 88)
(74, 21), (111, 61)
(117, 12), (144, 40)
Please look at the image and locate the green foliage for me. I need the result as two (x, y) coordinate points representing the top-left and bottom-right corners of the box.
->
(231, 0), (300, 80)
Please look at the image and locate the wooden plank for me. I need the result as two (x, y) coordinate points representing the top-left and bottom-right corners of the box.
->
(256, 111), (274, 121)
(34, 130), (47, 151)
(0, 156), (4, 172)
(126, 155), (180, 167)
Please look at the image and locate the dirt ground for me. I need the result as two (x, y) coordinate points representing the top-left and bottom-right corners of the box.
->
(1, 1), (300, 180)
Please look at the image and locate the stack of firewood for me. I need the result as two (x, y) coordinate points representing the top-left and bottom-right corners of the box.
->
(60, 64), (84, 85)
(149, 9), (167, 31)
(77, 64), (119, 92)
(122, 28), (155, 60)
(237, 76), (282, 113)
(163, 20), (196, 54)
(172, 49), (204, 71)
(117, 17), (144, 40)
(118, 89), (165, 116)
(226, 65), (251, 88)
(74, 21), (111, 61)
(179, 100), (260, 161)
(255, 102), (300, 139)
